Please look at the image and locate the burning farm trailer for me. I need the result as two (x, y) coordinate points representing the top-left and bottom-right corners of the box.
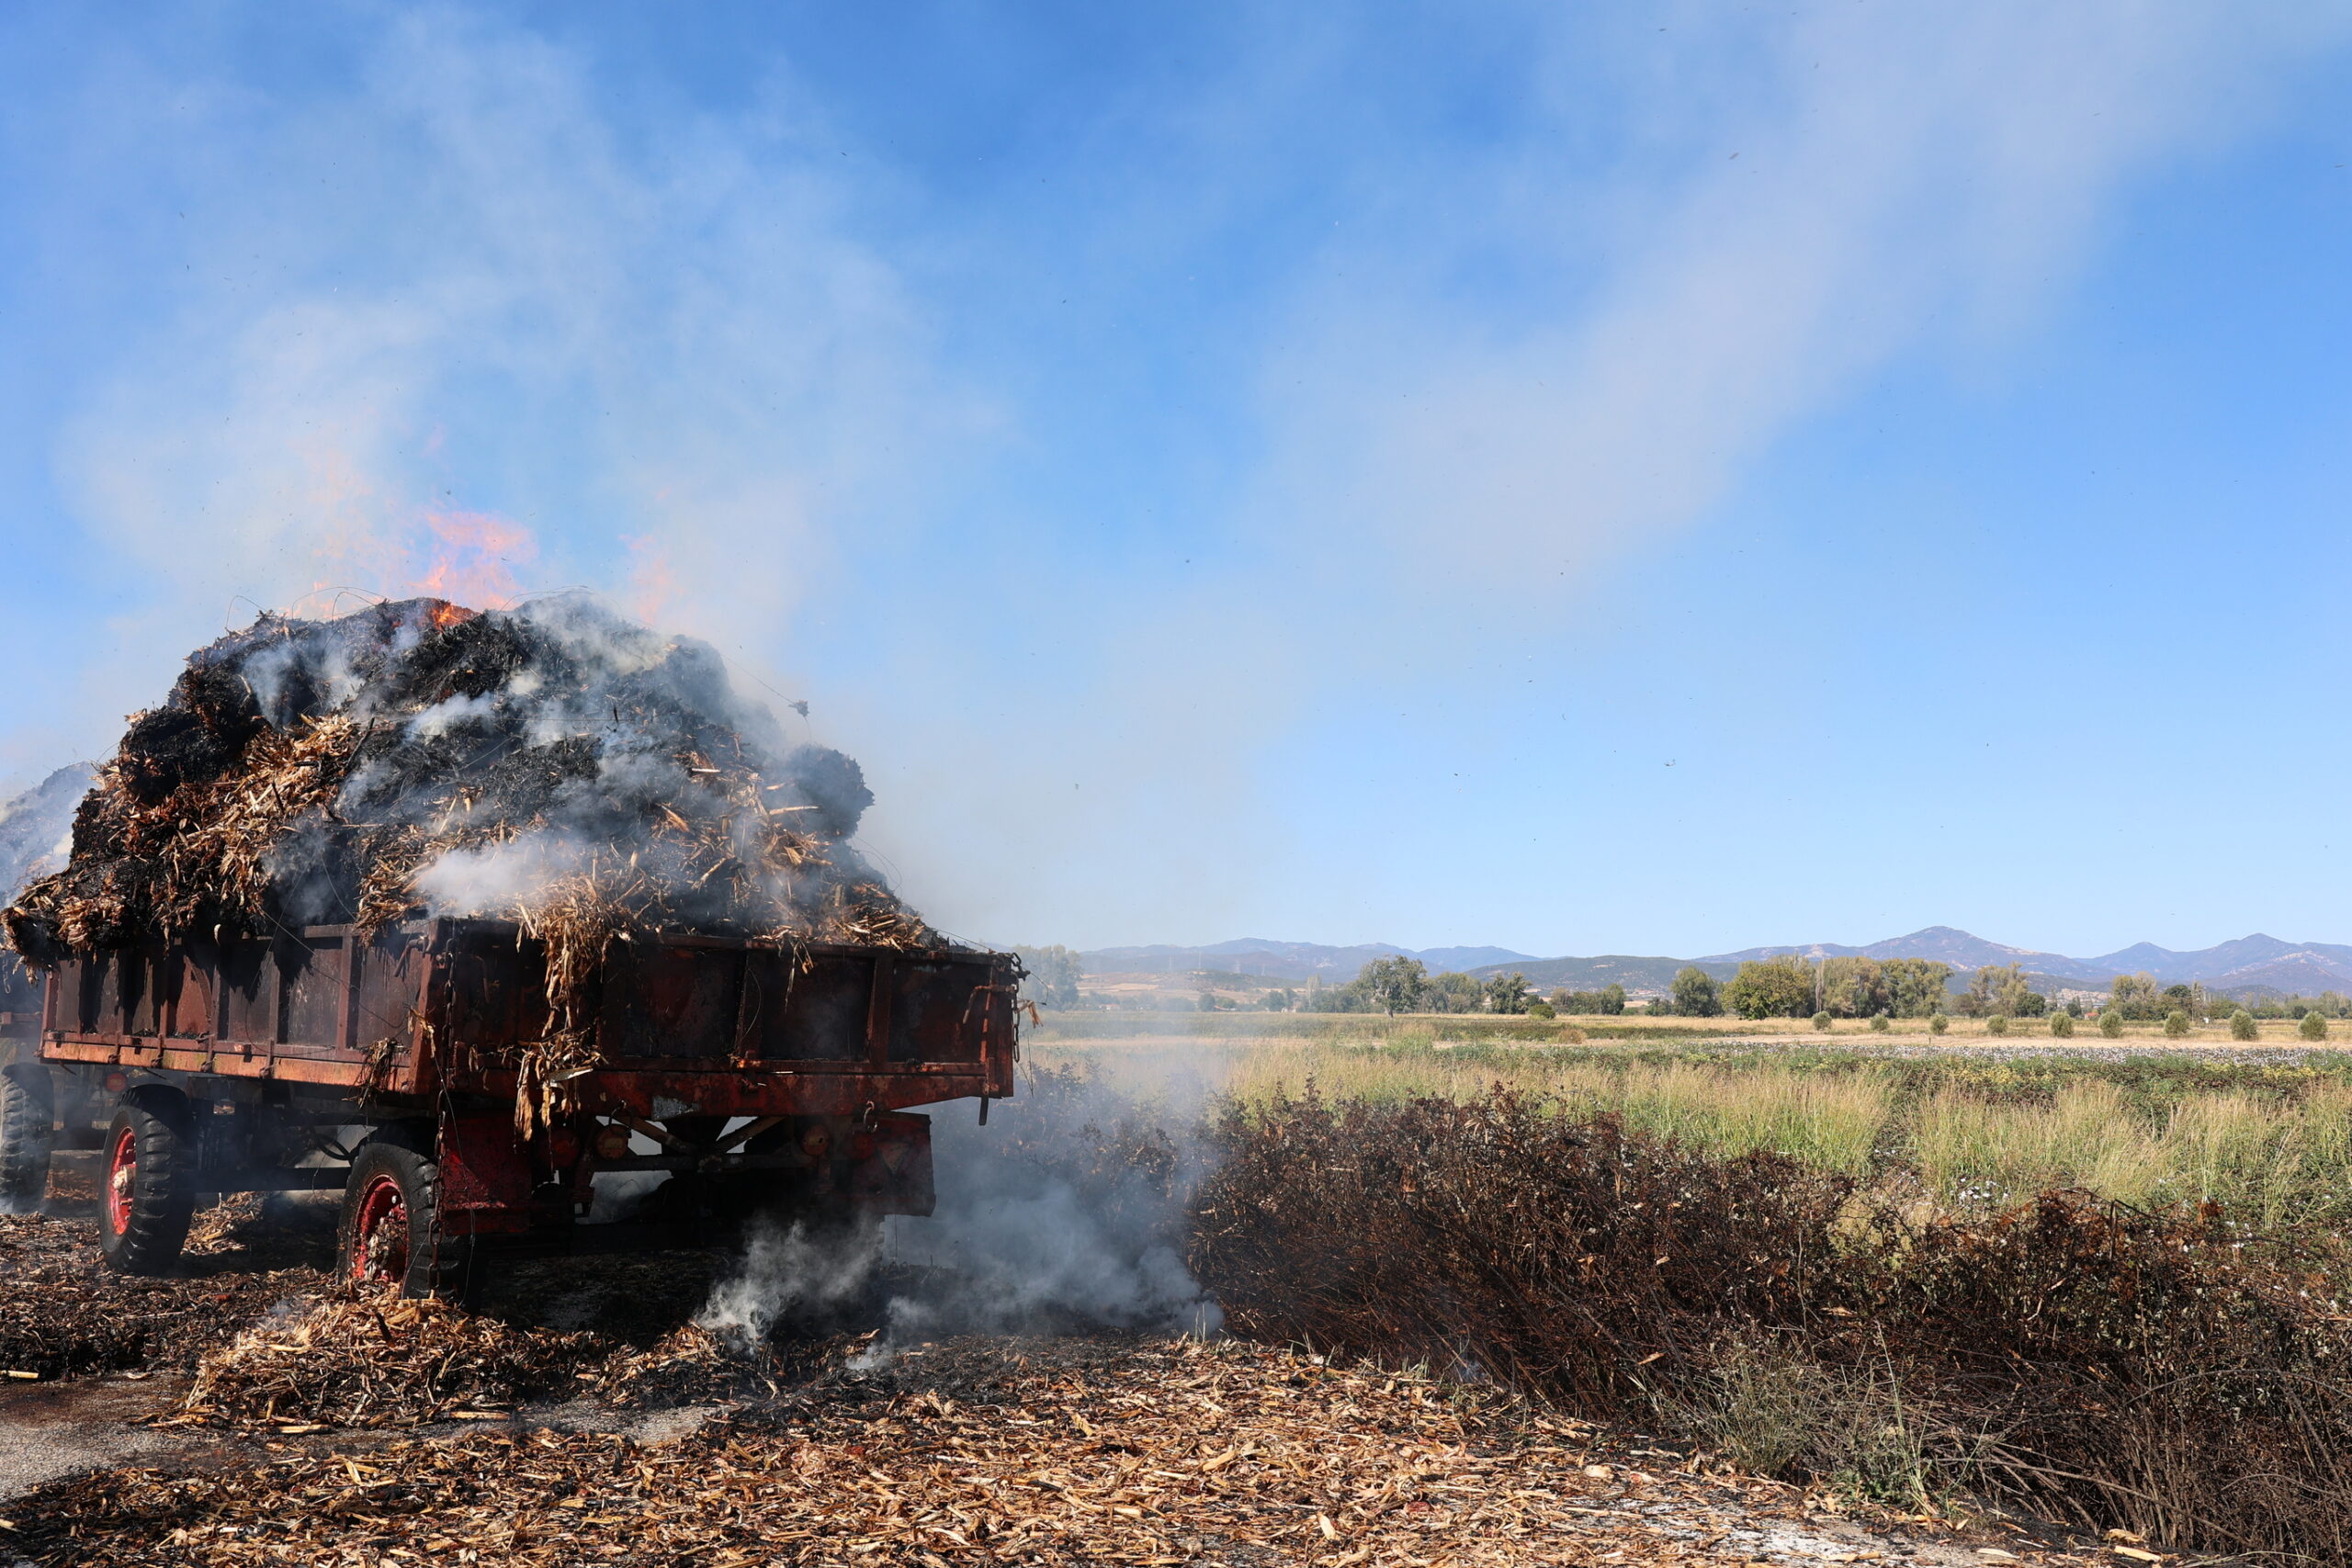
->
(17, 921), (1015, 1292)
(0, 593), (1021, 1293)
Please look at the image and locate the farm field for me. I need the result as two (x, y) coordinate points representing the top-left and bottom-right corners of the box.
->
(9, 1025), (2352, 1563)
(1034, 1015), (2352, 1224)
(2, 1134), (2105, 1568)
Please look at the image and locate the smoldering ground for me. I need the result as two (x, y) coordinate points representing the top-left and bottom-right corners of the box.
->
(695, 1065), (1223, 1358)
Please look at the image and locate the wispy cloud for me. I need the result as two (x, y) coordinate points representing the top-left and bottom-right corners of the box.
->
(9, 2), (2346, 945)
(47, 6), (964, 734)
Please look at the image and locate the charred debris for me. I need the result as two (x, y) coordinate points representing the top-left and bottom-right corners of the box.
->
(2, 595), (938, 1031)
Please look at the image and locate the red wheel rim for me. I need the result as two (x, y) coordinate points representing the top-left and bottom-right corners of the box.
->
(349, 1173), (411, 1285)
(105, 1124), (137, 1235)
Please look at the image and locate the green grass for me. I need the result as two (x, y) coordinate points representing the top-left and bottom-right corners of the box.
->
(1031, 1030), (2352, 1231)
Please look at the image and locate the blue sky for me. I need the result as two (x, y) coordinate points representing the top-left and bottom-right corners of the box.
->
(3, 2), (2350, 958)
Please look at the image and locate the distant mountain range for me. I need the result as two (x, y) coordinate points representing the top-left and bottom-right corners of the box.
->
(1077, 926), (2352, 999)
(1702, 926), (2352, 997)
(1078, 939), (1537, 980)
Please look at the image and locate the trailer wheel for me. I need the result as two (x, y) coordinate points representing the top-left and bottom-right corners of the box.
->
(339, 1135), (471, 1299)
(0, 1062), (54, 1212)
(98, 1098), (195, 1275)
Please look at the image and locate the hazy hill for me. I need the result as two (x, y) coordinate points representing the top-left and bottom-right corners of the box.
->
(1702, 926), (2080, 975)
(1078, 927), (2352, 1000)
(2196, 949), (2352, 998)
(1079, 939), (1536, 980)
(1471, 954), (1740, 992)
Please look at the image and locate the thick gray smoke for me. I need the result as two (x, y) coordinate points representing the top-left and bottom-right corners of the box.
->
(698, 1068), (1221, 1352)
(0, 765), (94, 908)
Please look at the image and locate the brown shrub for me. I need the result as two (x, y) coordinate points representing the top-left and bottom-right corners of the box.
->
(1189, 1088), (2352, 1561)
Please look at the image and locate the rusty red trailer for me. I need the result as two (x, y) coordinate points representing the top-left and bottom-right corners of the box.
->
(0, 921), (1021, 1293)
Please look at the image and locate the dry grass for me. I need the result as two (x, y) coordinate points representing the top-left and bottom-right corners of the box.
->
(1912, 1078), (2352, 1224)
(1034, 1032), (2352, 1230)
(1191, 1089), (2352, 1561)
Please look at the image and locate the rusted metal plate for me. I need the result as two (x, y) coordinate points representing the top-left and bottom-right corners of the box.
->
(437, 1111), (538, 1233)
(167, 943), (218, 1039)
(42, 923), (1017, 1119)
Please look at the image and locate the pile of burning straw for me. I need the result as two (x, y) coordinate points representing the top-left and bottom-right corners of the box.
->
(2, 593), (935, 1034)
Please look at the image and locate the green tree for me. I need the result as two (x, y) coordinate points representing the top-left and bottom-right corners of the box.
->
(2164, 1010), (2190, 1039)
(1724, 955), (1817, 1020)
(1012, 945), (1084, 1010)
(1881, 958), (1956, 1018)
(1816, 955), (1883, 1019)
(1484, 972), (1533, 1015)
(1986, 1014), (2009, 1036)
(1928, 1012), (1949, 1035)
(1671, 966), (1723, 1018)
(2109, 973), (2161, 1021)
(2098, 1008), (2124, 1038)
(2050, 1010), (2075, 1038)
(1360, 956), (1430, 1016)
(2229, 1009), (2257, 1041)
(1526, 999), (1556, 1020)
(1553, 983), (1628, 1014)
(1868, 1012), (1892, 1033)
(1961, 964), (2038, 1019)
(2301, 1010), (2330, 1042)
(1425, 972), (1486, 1014)
(1811, 1010), (1833, 1032)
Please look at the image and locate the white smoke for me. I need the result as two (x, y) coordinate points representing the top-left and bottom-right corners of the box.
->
(409, 832), (594, 922)
(695, 1072), (1222, 1353)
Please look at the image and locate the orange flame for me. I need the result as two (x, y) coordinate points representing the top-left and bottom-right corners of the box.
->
(622, 533), (677, 625)
(416, 510), (537, 609)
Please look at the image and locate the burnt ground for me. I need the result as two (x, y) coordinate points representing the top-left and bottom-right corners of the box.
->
(1, 1174), (2145, 1566)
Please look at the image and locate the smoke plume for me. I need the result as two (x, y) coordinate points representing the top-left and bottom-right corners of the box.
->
(697, 1067), (1221, 1354)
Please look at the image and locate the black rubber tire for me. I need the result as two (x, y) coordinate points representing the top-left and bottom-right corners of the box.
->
(337, 1131), (475, 1300)
(98, 1097), (196, 1275)
(0, 1062), (54, 1212)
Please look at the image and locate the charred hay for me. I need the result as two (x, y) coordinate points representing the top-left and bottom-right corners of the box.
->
(164, 1294), (800, 1432)
(2, 593), (937, 1071)
(0, 1212), (326, 1382)
(164, 1292), (611, 1432)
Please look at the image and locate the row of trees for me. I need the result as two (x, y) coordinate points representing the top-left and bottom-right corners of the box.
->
(1304, 957), (1547, 1015)
(1023, 945), (2344, 1024)
(1551, 983), (1628, 1015)
(1660, 955), (1969, 1021)
(1012, 945), (1083, 1010)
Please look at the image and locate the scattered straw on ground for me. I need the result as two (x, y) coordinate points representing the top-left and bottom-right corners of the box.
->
(12, 1337), (2105, 1566)
(164, 1297), (791, 1432)
(0, 1213), (323, 1382)
(164, 1292), (610, 1433)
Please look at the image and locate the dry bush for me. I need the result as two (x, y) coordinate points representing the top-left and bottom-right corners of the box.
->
(1190, 1088), (2352, 1562)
